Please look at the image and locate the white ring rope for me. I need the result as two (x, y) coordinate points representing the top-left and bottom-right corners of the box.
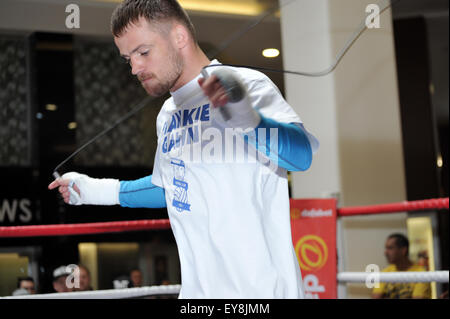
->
(338, 271), (449, 283)
(0, 284), (181, 299)
(3, 272), (448, 298)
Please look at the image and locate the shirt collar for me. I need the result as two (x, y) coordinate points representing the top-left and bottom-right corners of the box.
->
(171, 59), (220, 106)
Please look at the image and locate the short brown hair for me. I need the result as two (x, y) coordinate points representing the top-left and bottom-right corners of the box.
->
(111, 0), (196, 41)
(388, 233), (409, 255)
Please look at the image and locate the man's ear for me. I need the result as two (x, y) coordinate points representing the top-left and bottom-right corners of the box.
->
(172, 24), (189, 49)
(401, 247), (408, 258)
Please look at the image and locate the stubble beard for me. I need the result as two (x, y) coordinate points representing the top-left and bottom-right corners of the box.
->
(141, 51), (183, 97)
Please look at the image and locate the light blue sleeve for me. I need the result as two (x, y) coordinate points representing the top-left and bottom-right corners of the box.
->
(247, 114), (313, 171)
(119, 175), (167, 208)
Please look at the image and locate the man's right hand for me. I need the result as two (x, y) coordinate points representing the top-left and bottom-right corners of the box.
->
(48, 173), (83, 205)
(48, 172), (120, 206)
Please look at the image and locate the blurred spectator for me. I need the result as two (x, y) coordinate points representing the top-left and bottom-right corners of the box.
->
(154, 256), (168, 286)
(129, 269), (143, 288)
(417, 250), (429, 270)
(16, 277), (36, 295)
(52, 265), (73, 293)
(372, 233), (431, 299)
(74, 264), (93, 291)
(12, 288), (31, 296)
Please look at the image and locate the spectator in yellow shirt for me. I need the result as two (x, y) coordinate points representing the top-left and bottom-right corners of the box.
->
(372, 233), (431, 299)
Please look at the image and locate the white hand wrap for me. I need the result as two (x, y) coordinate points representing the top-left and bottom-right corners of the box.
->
(204, 67), (261, 130)
(221, 95), (261, 130)
(62, 172), (120, 206)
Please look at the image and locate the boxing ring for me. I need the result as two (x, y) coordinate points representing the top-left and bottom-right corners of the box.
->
(0, 197), (448, 299)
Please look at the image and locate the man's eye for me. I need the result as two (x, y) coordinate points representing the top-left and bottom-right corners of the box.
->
(139, 50), (149, 57)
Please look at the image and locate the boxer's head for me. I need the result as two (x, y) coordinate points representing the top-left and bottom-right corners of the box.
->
(111, 0), (197, 96)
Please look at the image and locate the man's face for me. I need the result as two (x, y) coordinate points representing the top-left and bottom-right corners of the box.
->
(19, 280), (35, 294)
(114, 17), (184, 97)
(130, 270), (142, 286)
(78, 267), (90, 291)
(384, 237), (406, 264)
(53, 276), (72, 293)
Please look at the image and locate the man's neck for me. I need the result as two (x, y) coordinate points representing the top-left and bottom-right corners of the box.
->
(395, 259), (413, 271)
(170, 46), (210, 93)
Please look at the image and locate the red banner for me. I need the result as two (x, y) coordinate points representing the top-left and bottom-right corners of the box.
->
(290, 198), (337, 299)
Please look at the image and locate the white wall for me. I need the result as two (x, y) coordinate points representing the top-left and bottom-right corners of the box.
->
(280, 0), (341, 200)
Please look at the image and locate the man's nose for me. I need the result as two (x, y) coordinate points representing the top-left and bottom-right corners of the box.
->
(131, 56), (144, 76)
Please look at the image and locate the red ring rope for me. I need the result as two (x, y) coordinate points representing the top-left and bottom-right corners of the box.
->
(0, 198), (448, 238)
(337, 197), (449, 217)
(0, 219), (170, 238)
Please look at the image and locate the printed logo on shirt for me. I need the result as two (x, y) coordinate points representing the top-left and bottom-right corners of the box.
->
(159, 103), (279, 173)
(162, 103), (210, 154)
(171, 158), (191, 212)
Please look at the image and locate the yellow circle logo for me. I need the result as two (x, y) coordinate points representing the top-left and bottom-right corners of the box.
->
(295, 235), (328, 271)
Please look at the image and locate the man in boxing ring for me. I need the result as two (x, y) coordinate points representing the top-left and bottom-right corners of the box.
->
(49, 0), (319, 299)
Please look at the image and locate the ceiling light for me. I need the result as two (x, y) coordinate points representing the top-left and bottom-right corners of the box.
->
(46, 104), (58, 111)
(68, 122), (77, 130)
(437, 154), (443, 168)
(262, 48), (280, 58)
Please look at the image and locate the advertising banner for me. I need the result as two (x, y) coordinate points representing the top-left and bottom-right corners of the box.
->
(290, 198), (337, 299)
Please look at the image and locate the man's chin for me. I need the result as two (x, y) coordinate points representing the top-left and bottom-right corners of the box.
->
(142, 84), (167, 97)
